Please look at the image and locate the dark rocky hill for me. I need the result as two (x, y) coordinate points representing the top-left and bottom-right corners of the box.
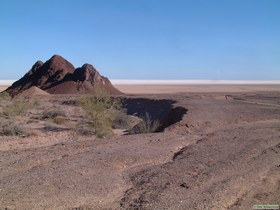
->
(6, 55), (122, 96)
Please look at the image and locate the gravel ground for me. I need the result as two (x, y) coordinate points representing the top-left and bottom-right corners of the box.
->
(0, 91), (279, 210)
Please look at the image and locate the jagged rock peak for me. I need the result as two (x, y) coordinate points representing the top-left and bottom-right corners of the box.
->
(33, 60), (44, 68)
(26, 60), (44, 76)
(44, 54), (75, 73)
(51, 54), (64, 59)
(73, 63), (100, 82)
(81, 63), (97, 73)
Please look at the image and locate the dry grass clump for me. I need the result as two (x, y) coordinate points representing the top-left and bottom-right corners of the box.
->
(0, 93), (29, 136)
(0, 91), (11, 100)
(0, 119), (26, 136)
(112, 111), (130, 129)
(77, 88), (121, 138)
(41, 108), (66, 119)
(52, 115), (66, 125)
(112, 111), (142, 130)
(41, 107), (67, 125)
(129, 112), (161, 134)
(76, 125), (96, 136)
(2, 97), (29, 117)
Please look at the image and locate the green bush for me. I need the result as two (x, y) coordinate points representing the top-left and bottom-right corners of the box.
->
(77, 88), (121, 138)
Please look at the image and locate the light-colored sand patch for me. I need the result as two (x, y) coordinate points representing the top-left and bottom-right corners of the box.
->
(0, 85), (8, 92)
(115, 84), (280, 94)
(2, 84), (280, 94)
(16, 86), (49, 98)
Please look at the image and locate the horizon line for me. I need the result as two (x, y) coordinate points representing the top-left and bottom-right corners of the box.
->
(112, 80), (280, 85)
(1, 79), (280, 86)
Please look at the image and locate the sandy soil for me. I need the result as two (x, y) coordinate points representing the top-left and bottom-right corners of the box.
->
(2, 84), (280, 94)
(115, 84), (280, 94)
(0, 87), (280, 209)
(0, 86), (8, 92)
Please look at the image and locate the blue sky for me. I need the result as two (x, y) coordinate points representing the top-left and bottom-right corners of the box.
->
(0, 0), (279, 80)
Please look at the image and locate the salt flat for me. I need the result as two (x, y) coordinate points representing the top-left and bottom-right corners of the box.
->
(115, 84), (280, 94)
(2, 84), (280, 94)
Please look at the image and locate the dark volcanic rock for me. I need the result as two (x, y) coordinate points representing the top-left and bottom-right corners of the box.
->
(6, 55), (122, 96)
(73, 64), (98, 82)
(27, 61), (44, 76)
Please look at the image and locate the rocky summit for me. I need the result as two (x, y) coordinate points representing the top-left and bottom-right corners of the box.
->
(6, 55), (122, 96)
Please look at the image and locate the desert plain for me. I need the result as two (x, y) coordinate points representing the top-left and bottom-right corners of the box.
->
(0, 84), (280, 210)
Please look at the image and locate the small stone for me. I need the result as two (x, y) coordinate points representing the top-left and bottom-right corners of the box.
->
(180, 182), (189, 189)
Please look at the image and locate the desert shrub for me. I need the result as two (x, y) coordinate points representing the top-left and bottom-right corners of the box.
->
(92, 121), (114, 138)
(77, 88), (121, 138)
(43, 123), (63, 132)
(0, 119), (26, 136)
(52, 115), (66, 125)
(76, 125), (96, 136)
(112, 111), (130, 129)
(129, 112), (161, 134)
(112, 110), (142, 130)
(2, 97), (29, 117)
(0, 91), (11, 100)
(41, 108), (66, 119)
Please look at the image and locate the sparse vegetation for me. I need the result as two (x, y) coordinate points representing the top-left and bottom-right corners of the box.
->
(41, 107), (67, 125)
(43, 123), (61, 132)
(2, 97), (29, 117)
(0, 91), (11, 100)
(0, 94), (29, 136)
(0, 119), (26, 136)
(52, 115), (66, 125)
(129, 112), (161, 134)
(112, 110), (130, 129)
(41, 108), (66, 119)
(112, 111), (142, 130)
(77, 88), (121, 138)
(76, 124), (96, 136)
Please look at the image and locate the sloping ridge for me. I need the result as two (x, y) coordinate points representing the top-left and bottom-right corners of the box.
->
(6, 55), (122, 96)
(16, 86), (50, 98)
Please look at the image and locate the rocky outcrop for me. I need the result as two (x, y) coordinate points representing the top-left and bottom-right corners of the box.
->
(6, 55), (122, 96)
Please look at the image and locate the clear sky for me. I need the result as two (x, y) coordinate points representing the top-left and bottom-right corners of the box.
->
(0, 0), (279, 80)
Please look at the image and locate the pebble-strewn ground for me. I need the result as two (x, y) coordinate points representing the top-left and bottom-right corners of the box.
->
(0, 90), (279, 210)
